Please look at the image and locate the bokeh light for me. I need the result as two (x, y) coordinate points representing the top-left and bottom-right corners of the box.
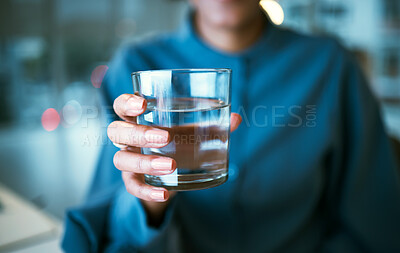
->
(62, 100), (83, 125)
(260, 0), (285, 25)
(90, 65), (109, 88)
(41, 108), (61, 131)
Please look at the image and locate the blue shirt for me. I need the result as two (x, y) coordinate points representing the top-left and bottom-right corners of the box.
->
(62, 13), (400, 253)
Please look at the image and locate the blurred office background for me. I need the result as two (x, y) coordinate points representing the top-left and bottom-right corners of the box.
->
(0, 0), (399, 249)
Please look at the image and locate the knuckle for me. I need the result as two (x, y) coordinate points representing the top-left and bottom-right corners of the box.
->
(128, 125), (138, 137)
(125, 183), (135, 197)
(121, 94), (132, 101)
(107, 121), (119, 140)
(113, 151), (122, 169)
(137, 185), (146, 198)
(128, 126), (142, 145)
(136, 157), (146, 173)
(114, 94), (131, 114)
(113, 96), (124, 113)
(113, 98), (118, 113)
(122, 172), (131, 184)
(122, 174), (136, 196)
(121, 172), (128, 182)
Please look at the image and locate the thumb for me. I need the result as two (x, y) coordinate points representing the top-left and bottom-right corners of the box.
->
(230, 113), (242, 132)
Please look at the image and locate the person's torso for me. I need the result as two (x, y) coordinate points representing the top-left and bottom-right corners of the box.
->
(106, 23), (347, 252)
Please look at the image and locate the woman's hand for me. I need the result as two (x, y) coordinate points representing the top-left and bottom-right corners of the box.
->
(107, 94), (242, 224)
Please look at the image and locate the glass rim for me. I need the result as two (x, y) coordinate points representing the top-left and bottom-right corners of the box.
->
(131, 68), (231, 77)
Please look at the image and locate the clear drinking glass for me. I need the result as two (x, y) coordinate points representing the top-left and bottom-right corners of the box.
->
(132, 69), (231, 191)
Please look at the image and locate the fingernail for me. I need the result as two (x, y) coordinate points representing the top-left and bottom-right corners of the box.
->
(127, 96), (145, 110)
(145, 130), (169, 144)
(151, 158), (175, 172)
(150, 189), (166, 201)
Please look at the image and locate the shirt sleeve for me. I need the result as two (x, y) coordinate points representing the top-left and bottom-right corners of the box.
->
(105, 187), (177, 252)
(322, 47), (400, 252)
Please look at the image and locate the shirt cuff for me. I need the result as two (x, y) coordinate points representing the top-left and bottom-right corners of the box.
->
(108, 186), (177, 248)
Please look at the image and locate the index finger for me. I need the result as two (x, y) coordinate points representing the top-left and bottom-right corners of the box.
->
(113, 94), (147, 120)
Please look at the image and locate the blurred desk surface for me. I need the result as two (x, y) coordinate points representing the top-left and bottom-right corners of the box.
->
(382, 102), (400, 141)
(0, 123), (100, 219)
(0, 184), (62, 252)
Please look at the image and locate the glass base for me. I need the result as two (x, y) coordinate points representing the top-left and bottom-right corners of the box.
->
(145, 170), (228, 191)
